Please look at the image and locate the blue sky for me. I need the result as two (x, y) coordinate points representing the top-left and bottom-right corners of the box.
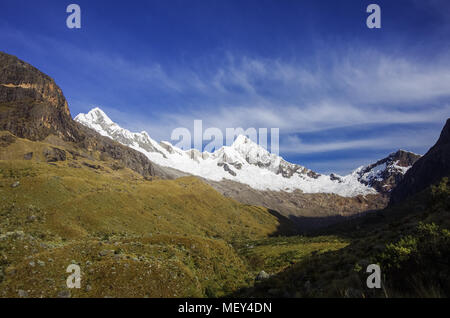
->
(1, 0), (449, 174)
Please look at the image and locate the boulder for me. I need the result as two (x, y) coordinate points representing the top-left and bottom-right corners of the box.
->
(256, 270), (270, 281)
(43, 147), (66, 162)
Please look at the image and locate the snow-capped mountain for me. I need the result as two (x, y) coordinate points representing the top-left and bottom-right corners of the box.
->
(75, 107), (420, 197)
(353, 150), (421, 194)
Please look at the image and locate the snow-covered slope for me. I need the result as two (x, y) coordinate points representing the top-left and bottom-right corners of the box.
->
(75, 108), (419, 197)
(352, 150), (421, 194)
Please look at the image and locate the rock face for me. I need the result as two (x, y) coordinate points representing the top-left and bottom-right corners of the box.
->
(0, 51), (177, 179)
(390, 119), (450, 205)
(0, 51), (79, 142)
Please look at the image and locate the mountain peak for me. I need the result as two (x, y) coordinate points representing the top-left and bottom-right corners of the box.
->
(76, 107), (114, 125)
(230, 134), (271, 154)
(355, 150), (421, 194)
(391, 149), (410, 155)
(228, 134), (276, 164)
(390, 149), (420, 157)
(75, 107), (168, 157)
(387, 149), (422, 168)
(231, 135), (255, 147)
(90, 107), (107, 116)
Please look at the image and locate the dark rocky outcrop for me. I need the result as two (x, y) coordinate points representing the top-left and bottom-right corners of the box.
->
(390, 119), (450, 205)
(23, 152), (33, 160)
(330, 173), (342, 182)
(217, 162), (237, 176)
(0, 51), (177, 179)
(276, 159), (320, 179)
(43, 147), (66, 162)
(0, 133), (16, 147)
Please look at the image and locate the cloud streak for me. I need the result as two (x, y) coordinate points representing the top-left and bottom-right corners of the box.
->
(280, 128), (439, 155)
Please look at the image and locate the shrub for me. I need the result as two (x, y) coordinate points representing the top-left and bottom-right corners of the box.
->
(378, 222), (450, 296)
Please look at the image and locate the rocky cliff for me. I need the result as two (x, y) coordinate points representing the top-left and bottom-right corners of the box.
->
(0, 52), (80, 142)
(390, 119), (450, 204)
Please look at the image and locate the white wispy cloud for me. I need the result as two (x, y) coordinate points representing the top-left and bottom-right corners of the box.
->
(333, 52), (450, 105)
